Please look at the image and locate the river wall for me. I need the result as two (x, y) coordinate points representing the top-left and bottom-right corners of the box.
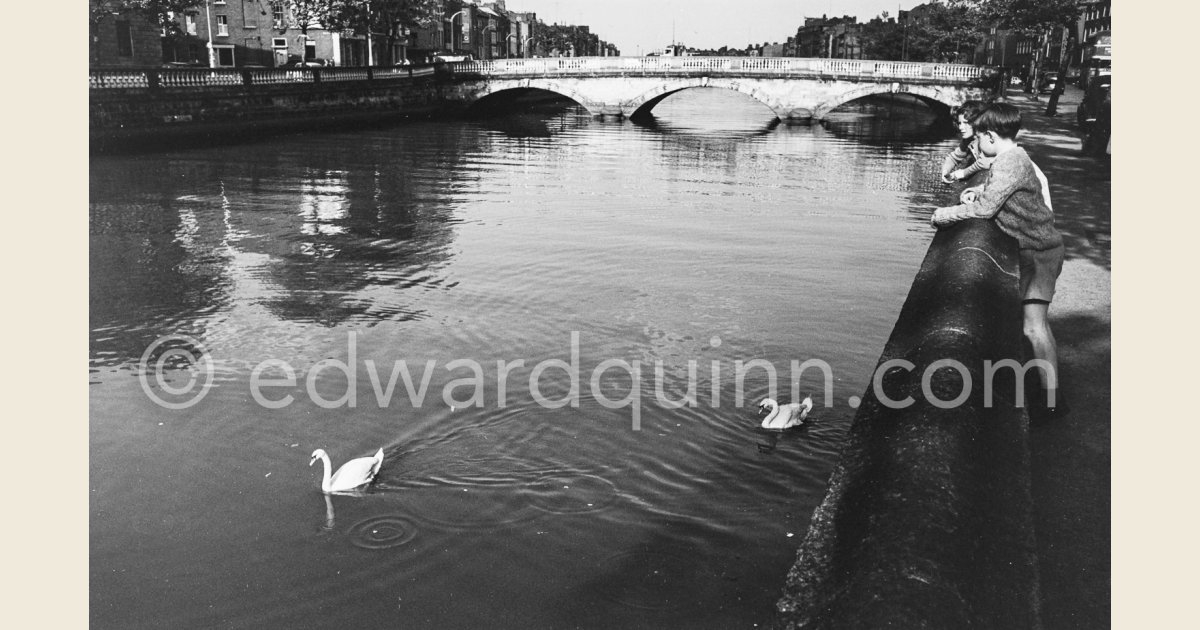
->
(768, 219), (1041, 629)
(89, 71), (465, 152)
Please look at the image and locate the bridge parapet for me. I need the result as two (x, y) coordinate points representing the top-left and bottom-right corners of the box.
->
(453, 56), (995, 84)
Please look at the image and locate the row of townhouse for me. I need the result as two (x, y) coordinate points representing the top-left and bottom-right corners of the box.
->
(744, 0), (1110, 72)
(90, 0), (618, 69)
(973, 0), (1111, 88)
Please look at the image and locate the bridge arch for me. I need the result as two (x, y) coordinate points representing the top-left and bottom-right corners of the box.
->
(813, 83), (959, 120)
(624, 78), (783, 120)
(465, 79), (599, 115)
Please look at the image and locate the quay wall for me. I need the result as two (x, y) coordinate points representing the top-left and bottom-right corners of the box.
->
(769, 219), (1041, 629)
(89, 72), (463, 152)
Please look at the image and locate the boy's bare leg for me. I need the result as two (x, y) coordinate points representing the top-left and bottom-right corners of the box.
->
(1023, 301), (1060, 407)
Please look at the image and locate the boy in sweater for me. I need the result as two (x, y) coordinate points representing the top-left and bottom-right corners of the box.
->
(930, 103), (1068, 421)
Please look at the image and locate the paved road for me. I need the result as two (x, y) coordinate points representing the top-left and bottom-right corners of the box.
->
(1006, 84), (1111, 630)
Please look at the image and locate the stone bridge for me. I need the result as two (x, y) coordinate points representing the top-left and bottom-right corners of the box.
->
(446, 56), (1000, 121)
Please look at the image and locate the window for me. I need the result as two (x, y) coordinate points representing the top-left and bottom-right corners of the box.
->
(242, 1), (257, 28)
(216, 15), (229, 36)
(273, 38), (287, 48)
(272, 2), (286, 29)
(305, 41), (317, 61)
(185, 13), (197, 36)
(215, 45), (235, 66)
(116, 21), (133, 57)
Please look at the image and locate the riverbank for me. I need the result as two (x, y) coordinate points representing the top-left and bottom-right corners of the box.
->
(1006, 84), (1112, 629)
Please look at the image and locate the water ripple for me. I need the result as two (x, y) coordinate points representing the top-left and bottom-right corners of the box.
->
(347, 515), (419, 550)
(524, 472), (620, 514)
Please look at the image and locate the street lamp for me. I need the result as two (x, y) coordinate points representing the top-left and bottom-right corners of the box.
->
(482, 24), (497, 60)
(505, 33), (519, 59)
(523, 36), (534, 58)
(204, 0), (216, 68)
(447, 9), (467, 53)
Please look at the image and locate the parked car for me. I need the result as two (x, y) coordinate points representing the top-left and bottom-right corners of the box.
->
(1037, 71), (1060, 94)
(430, 53), (473, 63)
(1077, 75), (1111, 155)
(284, 58), (334, 68)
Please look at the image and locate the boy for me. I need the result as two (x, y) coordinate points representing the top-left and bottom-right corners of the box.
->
(930, 103), (1067, 422)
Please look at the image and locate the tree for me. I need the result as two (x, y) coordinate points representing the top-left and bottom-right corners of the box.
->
(859, 20), (907, 61)
(277, 1), (440, 63)
(860, 4), (983, 63)
(951, 0), (1086, 114)
(539, 24), (576, 57)
(90, 0), (206, 32)
(282, 0), (341, 35)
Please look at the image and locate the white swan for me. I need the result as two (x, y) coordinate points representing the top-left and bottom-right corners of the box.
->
(309, 448), (384, 493)
(758, 395), (813, 430)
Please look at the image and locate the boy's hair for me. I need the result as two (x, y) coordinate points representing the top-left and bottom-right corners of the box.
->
(954, 100), (988, 122)
(972, 103), (1022, 139)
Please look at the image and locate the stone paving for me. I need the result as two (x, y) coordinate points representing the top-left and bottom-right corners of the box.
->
(1006, 84), (1111, 629)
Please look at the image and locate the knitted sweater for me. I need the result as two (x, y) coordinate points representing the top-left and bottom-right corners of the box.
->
(938, 146), (1063, 251)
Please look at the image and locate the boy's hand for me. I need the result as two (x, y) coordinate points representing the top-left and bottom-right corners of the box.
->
(930, 207), (956, 227)
(960, 187), (981, 204)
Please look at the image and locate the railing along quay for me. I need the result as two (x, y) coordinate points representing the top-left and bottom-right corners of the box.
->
(90, 56), (993, 90)
(89, 64), (437, 90)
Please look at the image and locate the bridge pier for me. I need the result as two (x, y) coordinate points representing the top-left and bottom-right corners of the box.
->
(778, 108), (814, 123)
(597, 104), (625, 118)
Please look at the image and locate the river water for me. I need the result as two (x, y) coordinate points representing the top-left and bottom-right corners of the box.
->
(90, 89), (954, 629)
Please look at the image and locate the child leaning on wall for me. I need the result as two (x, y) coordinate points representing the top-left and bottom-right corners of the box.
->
(930, 103), (1068, 423)
(941, 100), (991, 184)
(941, 99), (1054, 209)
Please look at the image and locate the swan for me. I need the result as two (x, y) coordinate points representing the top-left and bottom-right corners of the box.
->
(309, 448), (384, 493)
(758, 395), (813, 430)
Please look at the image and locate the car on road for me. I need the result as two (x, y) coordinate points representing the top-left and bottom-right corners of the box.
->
(430, 53), (473, 63)
(284, 58), (334, 68)
(1037, 71), (1060, 94)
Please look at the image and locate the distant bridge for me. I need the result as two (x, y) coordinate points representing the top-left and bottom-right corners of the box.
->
(87, 56), (1002, 149)
(446, 56), (1001, 121)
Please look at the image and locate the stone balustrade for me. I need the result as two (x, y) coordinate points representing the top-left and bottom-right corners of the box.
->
(90, 57), (993, 91)
(89, 65), (438, 90)
(452, 56), (991, 83)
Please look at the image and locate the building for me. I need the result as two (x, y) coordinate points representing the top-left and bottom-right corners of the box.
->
(828, 20), (863, 59)
(89, 0), (170, 68)
(794, 17), (829, 58)
(792, 15), (859, 59)
(90, 1), (351, 69)
(91, 0), (611, 68)
(973, 27), (1035, 73)
(408, 2), (611, 61)
(1080, 0), (1112, 41)
(1077, 1), (1111, 89)
(760, 42), (785, 57)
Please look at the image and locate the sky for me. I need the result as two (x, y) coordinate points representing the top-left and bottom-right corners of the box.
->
(502, 0), (932, 55)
